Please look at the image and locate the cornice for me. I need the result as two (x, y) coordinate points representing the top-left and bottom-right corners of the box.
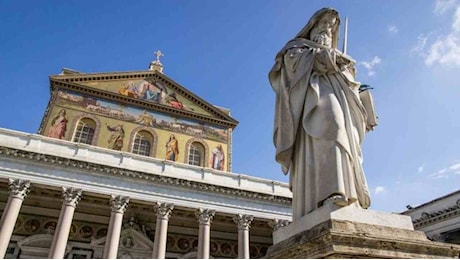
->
(0, 146), (291, 205)
(49, 70), (238, 128)
(412, 202), (460, 229)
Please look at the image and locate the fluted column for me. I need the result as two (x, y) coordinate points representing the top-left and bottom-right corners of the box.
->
(48, 187), (82, 259)
(233, 214), (254, 259)
(103, 195), (129, 259)
(195, 208), (215, 259)
(0, 179), (30, 259)
(152, 202), (174, 259)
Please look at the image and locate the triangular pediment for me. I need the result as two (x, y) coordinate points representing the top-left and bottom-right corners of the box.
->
(90, 227), (154, 258)
(49, 70), (238, 128)
(90, 227), (153, 249)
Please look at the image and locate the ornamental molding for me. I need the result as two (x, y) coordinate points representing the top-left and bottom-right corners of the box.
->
(0, 146), (291, 205)
(412, 200), (460, 228)
(196, 208), (215, 225)
(155, 202), (174, 220)
(233, 214), (254, 230)
(62, 187), (83, 207)
(110, 195), (130, 214)
(268, 218), (291, 232)
(8, 178), (31, 200)
(50, 73), (238, 129)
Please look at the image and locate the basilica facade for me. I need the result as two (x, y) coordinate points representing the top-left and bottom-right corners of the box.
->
(0, 57), (292, 259)
(1, 55), (458, 259)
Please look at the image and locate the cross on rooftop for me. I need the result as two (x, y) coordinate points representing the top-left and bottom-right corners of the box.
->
(154, 50), (164, 64)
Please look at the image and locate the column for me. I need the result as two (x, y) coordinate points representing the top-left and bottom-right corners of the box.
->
(195, 208), (215, 259)
(103, 195), (129, 259)
(152, 202), (174, 259)
(267, 218), (290, 232)
(0, 179), (30, 259)
(233, 214), (254, 259)
(48, 187), (83, 259)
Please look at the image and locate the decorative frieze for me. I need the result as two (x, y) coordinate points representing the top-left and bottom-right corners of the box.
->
(412, 201), (460, 228)
(8, 178), (31, 200)
(0, 146), (291, 205)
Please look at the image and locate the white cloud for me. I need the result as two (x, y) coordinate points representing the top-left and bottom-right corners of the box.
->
(428, 161), (460, 179)
(425, 33), (460, 66)
(411, 34), (429, 56)
(360, 56), (381, 76)
(388, 25), (399, 34)
(449, 163), (460, 170)
(374, 186), (385, 194)
(453, 7), (460, 31)
(418, 165), (424, 173)
(420, 6), (460, 67)
(434, 0), (458, 15)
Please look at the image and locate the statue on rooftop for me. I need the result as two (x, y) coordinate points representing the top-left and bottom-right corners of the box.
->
(269, 8), (374, 220)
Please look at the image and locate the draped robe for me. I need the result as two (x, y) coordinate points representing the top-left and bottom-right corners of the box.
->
(269, 38), (371, 220)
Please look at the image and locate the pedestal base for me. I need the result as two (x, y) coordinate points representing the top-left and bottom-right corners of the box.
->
(266, 206), (460, 258)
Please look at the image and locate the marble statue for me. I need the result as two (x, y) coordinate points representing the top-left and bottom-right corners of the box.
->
(269, 8), (372, 220)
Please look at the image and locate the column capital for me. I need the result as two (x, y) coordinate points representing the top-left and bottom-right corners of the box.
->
(268, 218), (290, 232)
(8, 178), (31, 200)
(110, 195), (130, 214)
(233, 214), (254, 230)
(154, 202), (174, 220)
(195, 208), (215, 226)
(62, 187), (82, 207)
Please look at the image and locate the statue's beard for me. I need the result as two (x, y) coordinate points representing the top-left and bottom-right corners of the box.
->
(311, 32), (332, 47)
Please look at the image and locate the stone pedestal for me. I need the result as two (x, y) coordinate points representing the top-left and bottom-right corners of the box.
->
(265, 205), (460, 258)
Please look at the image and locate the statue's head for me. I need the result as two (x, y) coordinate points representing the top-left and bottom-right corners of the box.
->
(295, 8), (341, 49)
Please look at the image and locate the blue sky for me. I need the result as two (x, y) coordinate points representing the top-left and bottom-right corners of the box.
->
(1, 0), (459, 213)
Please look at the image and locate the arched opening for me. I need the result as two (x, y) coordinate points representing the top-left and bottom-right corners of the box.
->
(188, 142), (205, 167)
(72, 118), (96, 145)
(132, 130), (154, 156)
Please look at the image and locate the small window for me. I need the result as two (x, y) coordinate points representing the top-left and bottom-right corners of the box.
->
(132, 131), (153, 156)
(188, 142), (204, 166)
(73, 118), (96, 145)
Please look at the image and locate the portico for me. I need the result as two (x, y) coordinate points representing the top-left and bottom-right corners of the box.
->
(0, 128), (291, 258)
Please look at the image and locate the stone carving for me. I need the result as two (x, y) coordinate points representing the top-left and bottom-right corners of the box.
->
(164, 233), (269, 258)
(24, 218), (41, 234)
(413, 201), (460, 228)
(0, 147), (290, 204)
(233, 214), (254, 230)
(269, 7), (372, 220)
(8, 178), (31, 199)
(62, 187), (82, 207)
(268, 218), (291, 232)
(79, 225), (94, 239)
(122, 236), (135, 248)
(110, 195), (130, 214)
(154, 202), (174, 220)
(44, 221), (57, 235)
(195, 208), (215, 225)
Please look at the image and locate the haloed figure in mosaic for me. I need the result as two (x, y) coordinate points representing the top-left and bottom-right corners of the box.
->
(47, 109), (68, 139)
(165, 134), (179, 161)
(269, 8), (372, 220)
(211, 144), (225, 170)
(106, 123), (125, 150)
